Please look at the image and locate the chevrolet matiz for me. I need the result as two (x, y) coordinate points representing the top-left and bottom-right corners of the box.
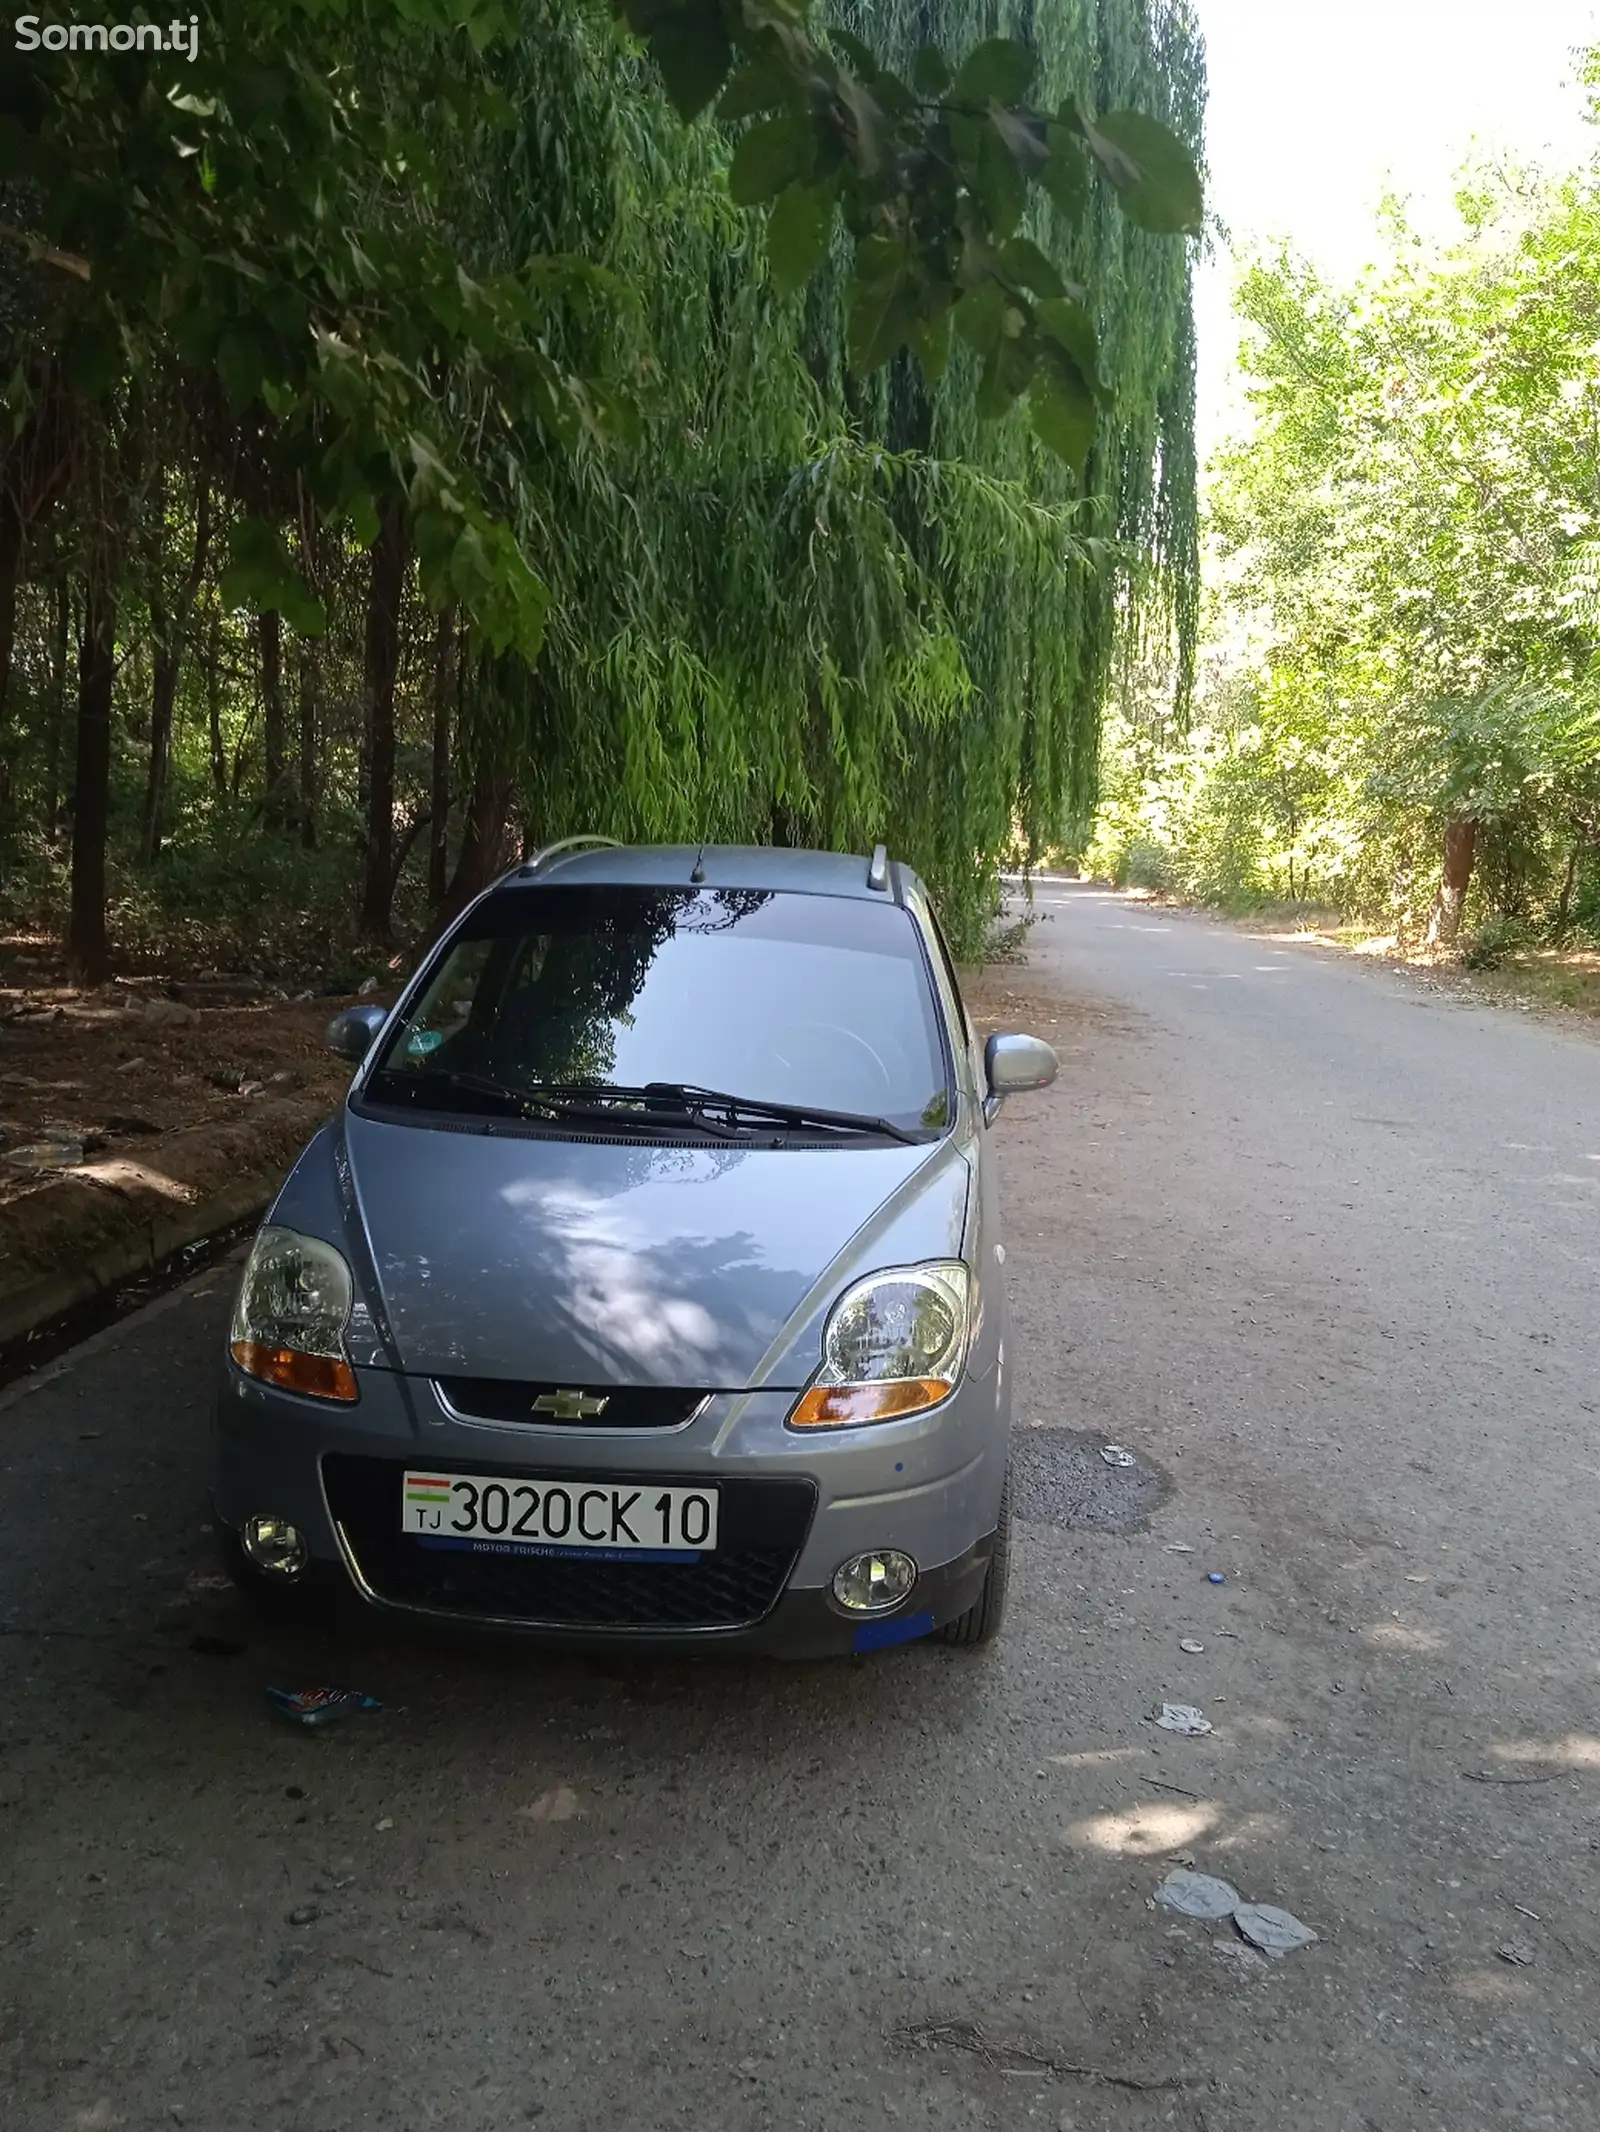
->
(213, 840), (1058, 1657)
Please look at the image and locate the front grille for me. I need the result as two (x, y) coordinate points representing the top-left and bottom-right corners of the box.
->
(433, 1378), (706, 1429)
(323, 1455), (815, 1630)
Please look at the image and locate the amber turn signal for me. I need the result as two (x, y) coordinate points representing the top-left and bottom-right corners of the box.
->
(230, 1340), (358, 1402)
(788, 1378), (950, 1428)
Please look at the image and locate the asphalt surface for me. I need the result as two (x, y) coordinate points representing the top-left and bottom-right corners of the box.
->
(4, 881), (1599, 2131)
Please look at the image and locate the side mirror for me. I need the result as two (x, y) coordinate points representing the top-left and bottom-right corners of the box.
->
(983, 1032), (1058, 1123)
(327, 1003), (388, 1064)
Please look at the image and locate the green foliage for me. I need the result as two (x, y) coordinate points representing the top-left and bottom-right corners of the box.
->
(0, 0), (1205, 972)
(1459, 914), (1537, 970)
(1097, 119), (1600, 946)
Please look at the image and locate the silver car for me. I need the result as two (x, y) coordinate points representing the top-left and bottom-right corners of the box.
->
(214, 841), (1057, 1657)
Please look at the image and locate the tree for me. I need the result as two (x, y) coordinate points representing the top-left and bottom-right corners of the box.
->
(0, 0), (1205, 973)
(1107, 133), (1600, 944)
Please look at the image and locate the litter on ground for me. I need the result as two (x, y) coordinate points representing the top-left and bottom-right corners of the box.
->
(1153, 1702), (1214, 1736)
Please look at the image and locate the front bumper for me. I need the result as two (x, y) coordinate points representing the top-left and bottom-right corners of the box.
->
(213, 1360), (1008, 1656)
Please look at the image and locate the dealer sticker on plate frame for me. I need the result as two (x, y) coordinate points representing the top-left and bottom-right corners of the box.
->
(401, 1469), (718, 1561)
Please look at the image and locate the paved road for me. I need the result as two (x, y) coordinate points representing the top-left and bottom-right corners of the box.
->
(4, 883), (1598, 2131)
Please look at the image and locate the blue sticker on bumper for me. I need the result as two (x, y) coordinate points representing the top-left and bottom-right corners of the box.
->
(852, 1610), (935, 1653)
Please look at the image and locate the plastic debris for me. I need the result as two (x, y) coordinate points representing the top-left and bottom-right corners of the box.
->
(1207, 1572), (1226, 1585)
(1100, 1445), (1136, 1468)
(1178, 1638), (1205, 1654)
(1153, 1702), (1214, 1736)
(1234, 1904), (1318, 1958)
(1164, 1543), (1195, 1553)
(265, 1685), (383, 1728)
(1153, 1870), (1240, 1920)
(1496, 1939), (1536, 1967)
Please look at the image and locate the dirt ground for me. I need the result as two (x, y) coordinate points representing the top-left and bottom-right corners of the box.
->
(0, 944), (390, 1209)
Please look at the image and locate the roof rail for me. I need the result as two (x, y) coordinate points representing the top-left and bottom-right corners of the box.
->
(866, 843), (889, 892)
(515, 834), (623, 879)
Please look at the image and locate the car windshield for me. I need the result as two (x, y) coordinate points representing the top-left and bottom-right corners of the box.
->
(363, 884), (952, 1138)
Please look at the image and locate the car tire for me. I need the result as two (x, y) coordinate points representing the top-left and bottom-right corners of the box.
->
(938, 1450), (1012, 1650)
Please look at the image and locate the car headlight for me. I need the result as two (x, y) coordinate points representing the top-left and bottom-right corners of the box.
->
(788, 1261), (971, 1428)
(229, 1225), (358, 1402)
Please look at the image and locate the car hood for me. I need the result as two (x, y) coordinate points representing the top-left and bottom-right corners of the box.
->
(335, 1111), (970, 1388)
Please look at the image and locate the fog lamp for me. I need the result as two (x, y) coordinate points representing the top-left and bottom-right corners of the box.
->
(832, 1550), (917, 1613)
(242, 1515), (308, 1579)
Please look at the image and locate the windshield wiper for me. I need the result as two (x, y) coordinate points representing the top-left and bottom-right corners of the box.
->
(371, 1071), (922, 1144)
(371, 1066), (559, 1118)
(636, 1082), (923, 1145)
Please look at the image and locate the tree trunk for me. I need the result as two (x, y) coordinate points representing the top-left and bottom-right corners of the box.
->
(0, 490), (22, 817)
(390, 808), (432, 896)
(297, 639), (318, 849)
(44, 579), (70, 841)
(206, 608), (227, 795)
(139, 481), (211, 864)
(359, 502), (409, 936)
(258, 607), (287, 828)
(1425, 816), (1478, 948)
(427, 608), (457, 905)
(1553, 842), (1580, 941)
(67, 550), (118, 983)
(431, 770), (515, 937)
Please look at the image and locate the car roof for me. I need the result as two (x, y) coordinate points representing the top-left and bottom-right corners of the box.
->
(496, 843), (915, 904)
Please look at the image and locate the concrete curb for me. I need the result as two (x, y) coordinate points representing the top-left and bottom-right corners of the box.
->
(0, 1095), (332, 1350)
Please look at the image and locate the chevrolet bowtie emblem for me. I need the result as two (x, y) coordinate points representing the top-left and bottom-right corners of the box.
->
(531, 1388), (611, 1421)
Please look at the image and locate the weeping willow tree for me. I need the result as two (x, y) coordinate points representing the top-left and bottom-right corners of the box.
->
(0, 0), (1204, 971)
(452, 0), (1206, 949)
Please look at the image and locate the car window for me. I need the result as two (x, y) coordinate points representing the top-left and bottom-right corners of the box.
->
(369, 885), (953, 1135)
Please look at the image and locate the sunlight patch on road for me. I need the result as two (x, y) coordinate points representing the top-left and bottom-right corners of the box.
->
(1452, 1967), (1535, 2006)
(1489, 1733), (1600, 1769)
(1062, 1801), (1220, 1855)
(1363, 1619), (1446, 1654)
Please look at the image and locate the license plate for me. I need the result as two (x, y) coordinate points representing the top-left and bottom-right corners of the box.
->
(400, 1470), (718, 1560)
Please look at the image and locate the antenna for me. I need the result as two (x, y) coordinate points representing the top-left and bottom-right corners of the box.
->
(866, 843), (888, 891)
(689, 843), (706, 885)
